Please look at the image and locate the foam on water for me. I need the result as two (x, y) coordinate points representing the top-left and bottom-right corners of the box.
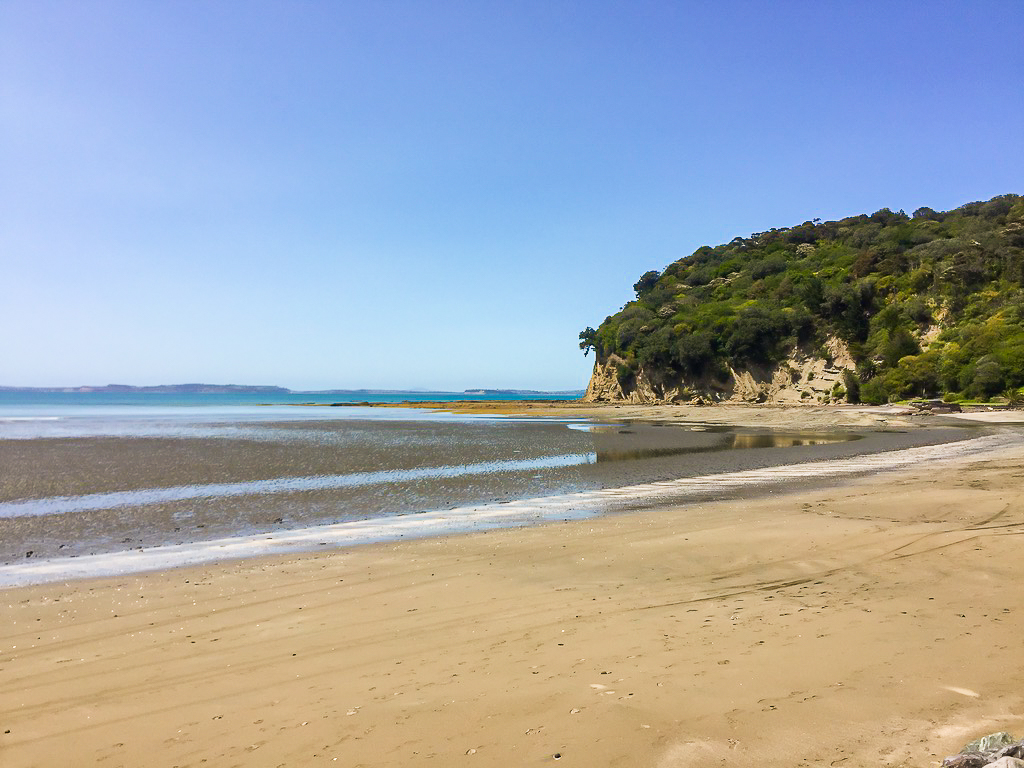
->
(0, 452), (599, 518)
(2, 432), (1018, 587)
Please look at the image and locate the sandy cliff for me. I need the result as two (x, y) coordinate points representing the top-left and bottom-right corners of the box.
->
(584, 336), (857, 405)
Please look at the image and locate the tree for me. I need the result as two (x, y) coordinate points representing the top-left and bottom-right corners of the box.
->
(881, 329), (920, 368)
(636, 326), (675, 370)
(750, 256), (787, 280)
(971, 358), (1005, 398)
(842, 369), (861, 403)
(726, 308), (787, 365)
(674, 331), (716, 374)
(633, 270), (660, 297)
(579, 327), (598, 357)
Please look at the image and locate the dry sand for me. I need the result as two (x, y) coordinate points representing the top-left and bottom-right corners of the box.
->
(3, 439), (1023, 767)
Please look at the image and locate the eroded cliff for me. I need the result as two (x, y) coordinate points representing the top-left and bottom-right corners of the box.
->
(584, 337), (857, 404)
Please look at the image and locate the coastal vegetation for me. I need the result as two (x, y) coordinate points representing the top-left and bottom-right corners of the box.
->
(580, 194), (1024, 404)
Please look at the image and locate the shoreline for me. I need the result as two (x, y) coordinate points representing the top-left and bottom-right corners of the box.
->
(0, 423), (1003, 585)
(3, 430), (1016, 587)
(326, 398), (1024, 427)
(3, 438), (1023, 767)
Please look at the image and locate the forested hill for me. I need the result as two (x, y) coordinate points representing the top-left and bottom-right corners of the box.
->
(579, 194), (1024, 405)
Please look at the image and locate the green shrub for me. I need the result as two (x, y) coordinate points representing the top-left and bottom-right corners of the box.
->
(842, 370), (861, 403)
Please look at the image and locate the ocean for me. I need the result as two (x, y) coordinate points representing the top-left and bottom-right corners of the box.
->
(0, 391), (995, 586)
(0, 388), (579, 411)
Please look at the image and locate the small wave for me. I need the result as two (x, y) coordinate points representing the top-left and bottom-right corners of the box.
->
(0, 416), (60, 422)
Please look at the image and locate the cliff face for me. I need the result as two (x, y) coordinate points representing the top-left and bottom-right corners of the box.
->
(583, 354), (629, 402)
(584, 337), (856, 404)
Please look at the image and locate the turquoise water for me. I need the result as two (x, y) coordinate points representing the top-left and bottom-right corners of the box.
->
(0, 390), (582, 438)
(0, 389), (580, 408)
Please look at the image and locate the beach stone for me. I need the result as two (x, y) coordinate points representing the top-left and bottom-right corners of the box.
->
(943, 753), (991, 768)
(994, 745), (1024, 761)
(986, 758), (1024, 768)
(944, 735), (1024, 768)
(964, 733), (1016, 753)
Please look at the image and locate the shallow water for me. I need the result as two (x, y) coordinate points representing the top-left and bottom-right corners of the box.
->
(0, 404), (987, 582)
(3, 431), (1019, 587)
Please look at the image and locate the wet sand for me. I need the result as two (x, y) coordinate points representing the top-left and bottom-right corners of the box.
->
(2, 441), (1023, 767)
(0, 416), (976, 564)
(339, 399), (964, 427)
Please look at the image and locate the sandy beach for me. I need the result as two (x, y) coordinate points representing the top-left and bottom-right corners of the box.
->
(2, 410), (1022, 767)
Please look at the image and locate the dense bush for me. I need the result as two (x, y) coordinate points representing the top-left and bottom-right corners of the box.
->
(583, 194), (1024, 401)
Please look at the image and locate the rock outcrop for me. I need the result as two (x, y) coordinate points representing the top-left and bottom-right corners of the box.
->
(583, 337), (857, 405)
(942, 732), (1024, 768)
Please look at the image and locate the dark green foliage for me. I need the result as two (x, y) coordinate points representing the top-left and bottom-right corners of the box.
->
(633, 270), (661, 297)
(674, 331), (717, 374)
(821, 281), (873, 341)
(842, 369), (861, 403)
(881, 329), (920, 368)
(750, 256), (787, 280)
(635, 326), (675, 370)
(859, 377), (891, 405)
(579, 327), (598, 357)
(725, 307), (789, 365)
(684, 268), (713, 287)
(972, 357), (1004, 397)
(615, 362), (635, 387)
(582, 194), (1024, 402)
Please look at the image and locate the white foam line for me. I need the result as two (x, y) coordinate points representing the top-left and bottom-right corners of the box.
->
(0, 452), (598, 519)
(1, 433), (1019, 587)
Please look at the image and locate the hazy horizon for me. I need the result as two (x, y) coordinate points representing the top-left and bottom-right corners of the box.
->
(3, 1), (1022, 391)
(0, 382), (586, 392)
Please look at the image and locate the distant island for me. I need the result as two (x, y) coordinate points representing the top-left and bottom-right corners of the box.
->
(0, 384), (585, 397)
(0, 383), (291, 394)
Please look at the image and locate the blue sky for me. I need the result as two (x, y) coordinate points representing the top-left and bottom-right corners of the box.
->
(2, 1), (1022, 391)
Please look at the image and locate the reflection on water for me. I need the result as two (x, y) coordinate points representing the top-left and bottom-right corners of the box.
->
(731, 433), (858, 449)
(594, 429), (860, 462)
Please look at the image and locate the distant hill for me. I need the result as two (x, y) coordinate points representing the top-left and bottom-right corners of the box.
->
(0, 383), (290, 394)
(580, 194), (1024, 405)
(0, 384), (585, 397)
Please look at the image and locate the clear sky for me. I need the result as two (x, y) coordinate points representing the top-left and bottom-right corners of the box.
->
(2, 1), (1022, 391)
